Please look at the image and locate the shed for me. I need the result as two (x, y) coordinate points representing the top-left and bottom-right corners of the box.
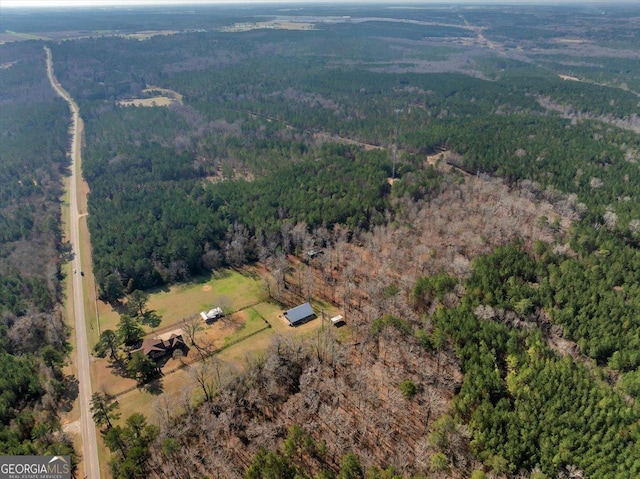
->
(330, 315), (345, 326)
(208, 307), (223, 319)
(283, 302), (316, 326)
(201, 307), (223, 322)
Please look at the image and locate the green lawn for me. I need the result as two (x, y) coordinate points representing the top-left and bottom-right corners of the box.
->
(99, 269), (349, 429)
(223, 307), (268, 346)
(97, 269), (268, 336)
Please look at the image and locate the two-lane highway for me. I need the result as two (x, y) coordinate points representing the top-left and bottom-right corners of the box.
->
(45, 46), (101, 479)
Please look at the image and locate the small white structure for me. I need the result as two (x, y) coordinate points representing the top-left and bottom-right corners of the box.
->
(330, 315), (345, 326)
(201, 307), (223, 322)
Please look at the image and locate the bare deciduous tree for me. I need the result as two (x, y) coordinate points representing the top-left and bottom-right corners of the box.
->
(188, 356), (223, 403)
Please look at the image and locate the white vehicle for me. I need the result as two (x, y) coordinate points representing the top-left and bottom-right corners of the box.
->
(73, 269), (77, 274)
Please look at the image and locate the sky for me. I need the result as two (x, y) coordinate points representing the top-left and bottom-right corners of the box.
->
(2, 0), (633, 8)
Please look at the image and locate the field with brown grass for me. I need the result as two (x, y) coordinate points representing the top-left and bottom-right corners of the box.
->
(117, 96), (176, 107)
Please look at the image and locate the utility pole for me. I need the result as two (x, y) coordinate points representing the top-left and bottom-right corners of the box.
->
(393, 108), (402, 179)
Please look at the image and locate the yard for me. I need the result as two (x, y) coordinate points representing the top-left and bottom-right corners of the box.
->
(93, 266), (346, 425)
(94, 269), (268, 345)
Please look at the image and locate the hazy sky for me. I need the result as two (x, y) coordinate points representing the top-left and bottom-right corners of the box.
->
(2, 0), (631, 8)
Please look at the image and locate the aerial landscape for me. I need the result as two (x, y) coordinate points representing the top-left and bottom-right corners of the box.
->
(0, 1), (639, 478)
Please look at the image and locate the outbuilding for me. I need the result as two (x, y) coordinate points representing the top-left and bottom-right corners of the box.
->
(283, 302), (316, 326)
(201, 307), (224, 322)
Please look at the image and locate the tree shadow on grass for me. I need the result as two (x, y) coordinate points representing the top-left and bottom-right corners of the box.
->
(145, 283), (171, 295)
(110, 300), (128, 316)
(106, 357), (130, 378)
(142, 376), (164, 395)
(190, 271), (214, 284)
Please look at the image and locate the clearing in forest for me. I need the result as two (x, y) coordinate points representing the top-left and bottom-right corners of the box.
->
(221, 20), (315, 32)
(559, 74), (581, 82)
(93, 267), (336, 419)
(117, 97), (176, 107)
(95, 269), (267, 336)
(117, 85), (183, 108)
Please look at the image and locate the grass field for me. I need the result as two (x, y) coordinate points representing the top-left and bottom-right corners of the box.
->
(117, 96), (176, 107)
(93, 269), (269, 394)
(3, 30), (52, 41)
(113, 317), (277, 421)
(96, 269), (268, 340)
(142, 86), (183, 102)
(221, 20), (315, 33)
(92, 264), (349, 439)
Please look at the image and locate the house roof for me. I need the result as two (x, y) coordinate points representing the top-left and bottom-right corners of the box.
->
(139, 338), (166, 355)
(284, 302), (315, 325)
(156, 329), (185, 342)
(137, 334), (184, 356)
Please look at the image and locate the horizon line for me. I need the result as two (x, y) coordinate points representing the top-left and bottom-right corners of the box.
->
(3, 0), (639, 9)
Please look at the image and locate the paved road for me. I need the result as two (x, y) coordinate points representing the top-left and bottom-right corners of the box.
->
(45, 46), (102, 479)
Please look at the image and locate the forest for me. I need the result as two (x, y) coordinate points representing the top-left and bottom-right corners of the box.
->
(1, 2), (639, 478)
(0, 41), (76, 461)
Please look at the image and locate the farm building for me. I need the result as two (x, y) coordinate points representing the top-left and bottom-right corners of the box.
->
(201, 307), (223, 322)
(283, 302), (316, 326)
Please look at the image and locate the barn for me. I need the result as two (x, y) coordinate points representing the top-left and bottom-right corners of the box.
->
(283, 302), (316, 326)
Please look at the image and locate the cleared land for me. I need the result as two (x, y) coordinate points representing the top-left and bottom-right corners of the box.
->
(94, 267), (340, 421)
(143, 86), (183, 102)
(221, 21), (315, 33)
(94, 269), (267, 345)
(559, 74), (581, 81)
(117, 96), (177, 107)
(117, 86), (183, 108)
(0, 29), (192, 44)
(119, 30), (181, 40)
(1, 31), (52, 43)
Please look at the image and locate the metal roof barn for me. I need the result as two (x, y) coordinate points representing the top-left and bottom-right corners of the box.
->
(283, 302), (316, 326)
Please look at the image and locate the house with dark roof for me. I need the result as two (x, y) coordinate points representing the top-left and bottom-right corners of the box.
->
(135, 333), (187, 362)
(283, 302), (316, 326)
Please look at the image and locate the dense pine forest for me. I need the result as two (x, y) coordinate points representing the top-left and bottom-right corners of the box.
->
(1, 2), (639, 478)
